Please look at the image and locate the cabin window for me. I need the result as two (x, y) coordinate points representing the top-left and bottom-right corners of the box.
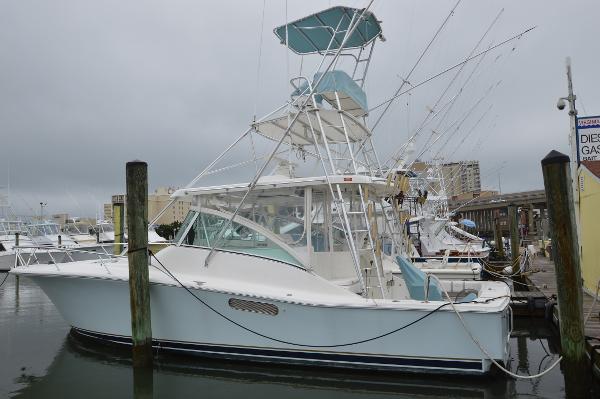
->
(177, 210), (302, 267)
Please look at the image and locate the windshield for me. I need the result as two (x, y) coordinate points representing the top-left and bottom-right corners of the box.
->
(30, 224), (60, 236)
(176, 210), (302, 267)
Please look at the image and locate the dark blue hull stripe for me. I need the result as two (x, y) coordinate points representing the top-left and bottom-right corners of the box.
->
(72, 328), (483, 372)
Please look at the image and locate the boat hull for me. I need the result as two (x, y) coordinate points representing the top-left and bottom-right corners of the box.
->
(23, 273), (510, 375)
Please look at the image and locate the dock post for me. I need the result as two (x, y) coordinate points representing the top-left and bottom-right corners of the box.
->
(508, 204), (526, 287)
(15, 233), (20, 268)
(493, 210), (505, 258)
(126, 160), (153, 368)
(58, 234), (62, 247)
(541, 150), (589, 394)
(113, 200), (125, 256)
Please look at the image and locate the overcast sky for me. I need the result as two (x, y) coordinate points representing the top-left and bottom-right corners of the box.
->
(1, 0), (599, 218)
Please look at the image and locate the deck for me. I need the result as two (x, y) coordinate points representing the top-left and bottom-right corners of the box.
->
(523, 254), (600, 375)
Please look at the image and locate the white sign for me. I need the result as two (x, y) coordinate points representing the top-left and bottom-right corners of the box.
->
(577, 116), (600, 163)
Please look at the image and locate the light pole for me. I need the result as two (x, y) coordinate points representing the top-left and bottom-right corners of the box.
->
(556, 57), (581, 247)
(39, 202), (47, 222)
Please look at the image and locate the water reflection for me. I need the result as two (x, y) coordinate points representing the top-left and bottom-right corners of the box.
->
(1, 274), (594, 399)
(12, 333), (515, 399)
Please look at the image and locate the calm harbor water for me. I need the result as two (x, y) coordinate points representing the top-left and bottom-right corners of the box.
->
(0, 272), (594, 399)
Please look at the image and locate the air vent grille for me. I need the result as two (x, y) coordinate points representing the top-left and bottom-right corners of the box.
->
(228, 298), (279, 316)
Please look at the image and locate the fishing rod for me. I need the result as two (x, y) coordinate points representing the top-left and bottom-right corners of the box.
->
(369, 0), (463, 132)
(366, 25), (536, 118)
(384, 8), (504, 170)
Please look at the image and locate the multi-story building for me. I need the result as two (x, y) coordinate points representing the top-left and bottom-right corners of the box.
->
(148, 187), (191, 225)
(106, 187), (191, 226)
(411, 160), (482, 198)
(441, 161), (481, 197)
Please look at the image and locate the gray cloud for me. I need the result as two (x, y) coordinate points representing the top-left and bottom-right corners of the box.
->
(1, 0), (598, 217)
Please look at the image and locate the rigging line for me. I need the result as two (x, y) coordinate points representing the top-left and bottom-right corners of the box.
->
(421, 41), (497, 160)
(408, 82), (493, 173)
(365, 26), (536, 117)
(407, 87), (492, 169)
(445, 106), (493, 162)
(371, 91), (460, 169)
(150, 251), (501, 348)
(403, 97), (464, 163)
(203, 1), (377, 267)
(370, 0), (462, 132)
(386, 9), (504, 169)
(253, 0), (267, 120)
(434, 102), (493, 163)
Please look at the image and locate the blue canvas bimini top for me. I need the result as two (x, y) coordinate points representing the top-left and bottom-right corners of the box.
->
(274, 6), (382, 55)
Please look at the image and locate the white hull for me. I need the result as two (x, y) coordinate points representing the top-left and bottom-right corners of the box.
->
(12, 249), (511, 375)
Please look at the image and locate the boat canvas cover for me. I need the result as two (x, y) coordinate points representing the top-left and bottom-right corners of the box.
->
(292, 70), (368, 116)
(274, 6), (382, 55)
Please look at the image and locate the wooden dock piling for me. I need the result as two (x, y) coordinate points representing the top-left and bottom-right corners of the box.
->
(126, 160), (153, 368)
(113, 200), (125, 255)
(508, 204), (526, 287)
(15, 233), (20, 267)
(541, 150), (589, 392)
(493, 210), (505, 258)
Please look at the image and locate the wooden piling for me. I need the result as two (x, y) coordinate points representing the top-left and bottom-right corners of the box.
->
(541, 150), (589, 392)
(508, 204), (520, 267)
(126, 160), (153, 368)
(493, 210), (505, 258)
(507, 204), (527, 288)
(15, 233), (20, 267)
(113, 201), (125, 255)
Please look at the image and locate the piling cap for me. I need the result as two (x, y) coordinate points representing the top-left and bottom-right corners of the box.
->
(541, 150), (570, 166)
(126, 160), (147, 167)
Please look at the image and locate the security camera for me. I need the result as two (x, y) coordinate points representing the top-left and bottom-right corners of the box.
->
(557, 98), (566, 110)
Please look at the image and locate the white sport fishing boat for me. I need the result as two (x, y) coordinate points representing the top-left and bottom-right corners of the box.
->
(11, 6), (510, 374)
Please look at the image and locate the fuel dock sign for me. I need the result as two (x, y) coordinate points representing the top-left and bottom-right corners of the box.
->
(577, 116), (600, 163)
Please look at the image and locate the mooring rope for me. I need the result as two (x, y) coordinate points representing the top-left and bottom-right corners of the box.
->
(427, 273), (562, 379)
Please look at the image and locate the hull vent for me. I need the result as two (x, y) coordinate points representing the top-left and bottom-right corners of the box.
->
(228, 298), (279, 316)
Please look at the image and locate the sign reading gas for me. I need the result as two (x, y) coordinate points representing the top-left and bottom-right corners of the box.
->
(577, 116), (600, 163)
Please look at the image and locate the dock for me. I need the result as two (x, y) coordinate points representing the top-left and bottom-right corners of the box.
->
(516, 254), (600, 375)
